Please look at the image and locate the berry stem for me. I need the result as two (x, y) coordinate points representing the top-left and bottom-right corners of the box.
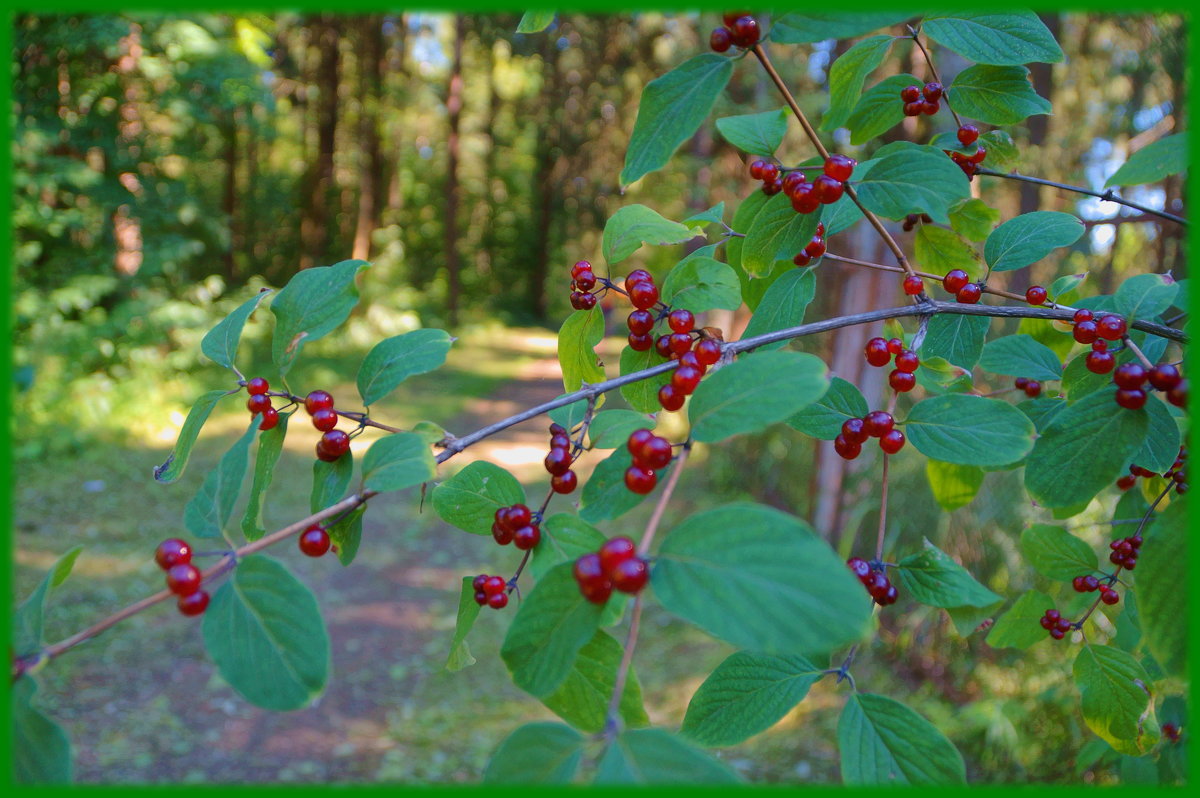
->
(1123, 336), (1155, 369)
(875, 396), (899, 563)
(637, 440), (691, 557)
(908, 26), (963, 128)
(975, 167), (1187, 226)
(603, 593), (643, 739)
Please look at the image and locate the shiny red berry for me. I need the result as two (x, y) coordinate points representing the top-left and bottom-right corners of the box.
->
(637, 436), (674, 470)
(879, 429), (906, 454)
(610, 558), (649, 593)
(311, 408), (338, 432)
(1073, 320), (1099, 344)
(259, 407), (280, 430)
(628, 332), (654, 351)
(759, 162), (780, 183)
(483, 576), (506, 596)
(629, 282), (659, 310)
(178, 590), (210, 616)
(805, 237), (828, 258)
(694, 338), (722, 366)
(625, 465), (657, 494)
(247, 394), (272, 415)
(1149, 364), (1183, 391)
(864, 337), (891, 367)
(956, 283), (982, 304)
(841, 417), (869, 444)
(319, 429), (351, 459)
(305, 390), (334, 415)
(671, 365), (703, 395)
(942, 269), (969, 293)
(902, 101), (923, 116)
(599, 537), (637, 574)
(551, 470), (578, 494)
(513, 525), (541, 551)
(166, 564), (202, 596)
(1097, 315), (1127, 340)
(824, 155), (856, 182)
(247, 377), (269, 395)
(155, 539), (193, 570)
(922, 82), (943, 101)
(900, 85), (920, 103)
(571, 260), (591, 279)
(710, 27), (733, 52)
(625, 270), (653, 292)
(668, 309), (695, 334)
(1024, 381), (1042, 398)
(793, 252), (812, 267)
(1086, 351), (1115, 374)
(833, 434), (861, 460)
(1113, 363), (1148, 390)
(487, 592), (509, 609)
(729, 15), (760, 47)
(544, 447), (572, 476)
(1073, 309), (1094, 323)
(957, 125), (979, 146)
(889, 370), (916, 392)
(1026, 286), (1047, 305)
(299, 525), (331, 557)
(574, 270), (596, 291)
(894, 350), (919, 373)
(903, 275), (924, 295)
(1115, 389), (1147, 409)
(863, 410), (894, 437)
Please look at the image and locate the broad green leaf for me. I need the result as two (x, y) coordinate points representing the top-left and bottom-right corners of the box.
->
(986, 589), (1056, 649)
(684, 202), (726, 229)
(153, 389), (232, 483)
(822, 35), (894, 131)
(1018, 397), (1068, 432)
(896, 538), (1002, 608)
(654, 502), (872, 656)
(1139, 497), (1187, 678)
(1019, 524), (1098, 581)
(558, 309), (605, 393)
(1132, 396), (1181, 474)
(1105, 133), (1187, 187)
(915, 356), (973, 393)
(918, 313), (990, 368)
(361, 433), (436, 493)
(515, 10), (555, 33)
(742, 192), (823, 276)
(984, 211), (1084, 272)
(602, 204), (694, 265)
(618, 346), (671, 414)
(484, 722), (583, 784)
(310, 452), (353, 513)
(772, 12), (915, 43)
(542, 630), (648, 733)
(587, 410), (651, 449)
(846, 73), (920, 145)
(681, 651), (824, 747)
(979, 334), (1063, 380)
(853, 143), (970, 224)
(740, 269), (815, 348)
(580, 447), (672, 524)
(715, 108), (789, 157)
(1113, 273), (1179, 322)
(839, 693), (967, 785)
(531, 514), (608, 580)
(621, 54), (734, 186)
(270, 259), (369, 376)
(241, 410), (292, 541)
(1019, 315), (1074, 361)
(946, 602), (1004, 637)
(432, 461), (525, 536)
(595, 728), (743, 784)
(914, 225), (984, 280)
(1073, 644), (1159, 756)
(741, 260), (795, 312)
(500, 563), (604, 698)
(787, 376), (869, 440)
(905, 394), (1036, 467)
(922, 11), (1064, 65)
(661, 256), (741, 313)
(184, 420), (259, 539)
(411, 420), (446, 446)
(446, 576), (482, 672)
(202, 555), (329, 711)
(1062, 350), (1114, 404)
(326, 505), (364, 566)
(13, 547), (83, 656)
(688, 352), (830, 443)
(1025, 388), (1150, 507)
(950, 64), (1052, 126)
(726, 189), (771, 273)
(925, 459), (984, 511)
(356, 329), (452, 406)
(979, 129), (1020, 171)
(821, 186), (866, 233)
(201, 288), (271, 370)
(12, 677), (72, 784)
(1051, 273), (1088, 302)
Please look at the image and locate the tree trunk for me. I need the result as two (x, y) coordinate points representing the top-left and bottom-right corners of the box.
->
(222, 109), (239, 280)
(528, 33), (561, 319)
(352, 15), (384, 261)
(444, 15), (466, 324)
(301, 15), (341, 269)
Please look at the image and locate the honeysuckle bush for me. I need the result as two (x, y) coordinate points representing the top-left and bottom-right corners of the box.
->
(12, 9), (1189, 786)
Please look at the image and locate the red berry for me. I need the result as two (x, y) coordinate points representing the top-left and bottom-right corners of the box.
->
(900, 85), (921, 103)
(319, 429), (351, 459)
(1049, 627), (1066, 640)
(710, 27), (733, 52)
(781, 171), (806, 196)
(1113, 363), (1148, 390)
(1086, 351), (1115, 374)
(1100, 588), (1120, 605)
(178, 590), (210, 616)
(311, 408), (338, 432)
(920, 99), (940, 115)
(956, 283), (982, 304)
(1026, 286), (1047, 305)
(922, 82), (943, 101)
(551, 470), (577, 494)
(573, 553), (605, 584)
(942, 269), (969, 293)
(671, 365), (703, 395)
(956, 125), (979, 146)
(610, 558), (649, 593)
(473, 590), (488, 606)
(1082, 575), (1100, 591)
(805, 237), (828, 258)
(1072, 576), (1087, 592)
(903, 275), (924, 295)
(679, 350), (706, 374)
(569, 292), (585, 310)
(885, 338), (903, 356)
(833, 434), (861, 460)
(791, 186), (820, 214)
(824, 155), (856, 182)
(627, 309), (655, 335)
(513, 525), (541, 551)
(894, 350), (919, 373)
(637, 436), (674, 470)
(259, 406), (280, 430)
(247, 393), (272, 415)
(247, 377), (270, 395)
(506, 504), (532, 529)
(299, 525), (331, 557)
(1072, 320), (1098, 344)
(1024, 381), (1042, 398)
(599, 537), (637, 574)
(570, 260), (590, 280)
(1073, 309), (1094, 323)
(155, 539), (193, 571)
(663, 333), (689, 358)
(625, 465), (657, 494)
(305, 390), (334, 415)
(902, 101), (923, 117)
(472, 574), (488, 592)
(864, 337), (891, 367)
(762, 178), (783, 196)
(1168, 381), (1188, 407)
(483, 576), (506, 596)
(694, 338), (722, 366)
(759, 162), (780, 183)
(729, 15), (760, 47)
(847, 557), (871, 578)
(668, 309), (695, 334)
(628, 332), (653, 351)
(544, 447), (572, 476)
(879, 429), (906, 454)
(968, 146), (987, 165)
(841, 418), (869, 444)
(1096, 315), (1127, 340)
(1149, 364), (1182, 391)
(879, 585), (899, 606)
(487, 592), (509, 610)
(624, 270), (653, 292)
(654, 335), (673, 359)
(889, 370), (916, 392)
(627, 429), (654, 455)
(749, 160), (765, 180)
(812, 175), (844, 205)
(578, 292), (598, 310)
(793, 252), (812, 267)
(166, 564), (202, 596)
(574, 270), (596, 291)
(1115, 388), (1147, 409)
(864, 411), (894, 437)
(629, 282), (659, 310)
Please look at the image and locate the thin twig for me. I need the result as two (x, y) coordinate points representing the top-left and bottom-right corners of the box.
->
(822, 253), (1037, 305)
(976, 168), (1187, 226)
(1123, 336), (1155, 369)
(908, 26), (962, 128)
(638, 441), (691, 557)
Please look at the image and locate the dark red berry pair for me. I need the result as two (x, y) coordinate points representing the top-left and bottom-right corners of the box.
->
(1071, 574), (1101, 593)
(569, 259), (599, 310)
(1038, 608), (1073, 640)
(748, 159), (783, 195)
(847, 558), (898, 605)
(835, 410), (904, 459)
(544, 423), (579, 494)
(492, 504), (541, 550)
(299, 523), (331, 557)
(472, 573), (510, 610)
(792, 222), (828, 267)
(947, 146), (987, 179)
(900, 213), (932, 232)
(941, 269), (982, 303)
(1086, 340), (1115, 375)
(710, 13), (759, 53)
(1112, 362), (1148, 410)
(1014, 377), (1042, 398)
(155, 538), (209, 616)
(625, 429), (671, 494)
(901, 82), (942, 116)
(573, 536), (649, 604)
(624, 269), (660, 313)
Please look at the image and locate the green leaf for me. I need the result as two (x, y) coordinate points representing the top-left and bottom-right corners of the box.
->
(681, 651), (824, 747)
(596, 728), (743, 784)
(356, 329), (452, 406)
(984, 211), (1084, 272)
(618, 346), (671, 414)
(587, 410), (652, 449)
(772, 12), (915, 43)
(184, 420), (259, 539)
(715, 108), (789, 157)
(1018, 396), (1068, 432)
(846, 73), (920, 145)
(684, 202), (726, 229)
(661, 256), (742, 313)
(726, 189), (770, 274)
(742, 192), (823, 276)
(542, 630), (648, 733)
(1025, 388), (1150, 507)
(1133, 397), (1181, 474)
(950, 64), (1053, 126)
(621, 54), (733, 186)
(654, 502), (872, 656)
(922, 11), (1064, 65)
(548, 394), (591, 432)
(688, 352), (830, 443)
(1139, 497), (1187, 678)
(432, 461), (526, 536)
(979, 129), (1020, 171)
(986, 589), (1056, 649)
(241, 410), (292, 541)
(580, 447), (672, 524)
(1114, 273), (1179, 322)
(1073, 644), (1159, 756)
(822, 35), (894, 131)
(202, 555), (329, 711)
(1019, 523), (1098, 581)
(839, 693), (967, 785)
(500, 563), (604, 698)
(740, 269), (816, 348)
(515, 10), (555, 33)
(270, 259), (369, 376)
(327, 505), (364, 566)
(484, 722), (583, 784)
(787, 376), (869, 440)
(558, 309), (605, 393)
(531, 514), (609, 580)
(914, 225), (985, 280)
(979, 334), (1063, 380)
(1062, 350), (1114, 404)
(446, 576), (482, 672)
(201, 288), (272, 370)
(153, 389), (231, 483)
(821, 187), (866, 234)
(13, 547), (83, 656)
(918, 313), (990, 369)
(361, 432), (436, 493)
(12, 677), (73, 784)
(853, 142), (970, 224)
(310, 453), (353, 513)
(896, 538), (1002, 608)
(602, 204), (694, 265)
(1105, 133), (1187, 187)
(905, 394), (1036, 467)
(915, 356), (973, 393)
(946, 602), (1003, 637)
(925, 459), (984, 511)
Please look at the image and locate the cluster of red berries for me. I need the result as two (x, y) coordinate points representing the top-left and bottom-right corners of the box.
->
(751, 156), (857, 213)
(298, 523), (331, 557)
(491, 503), (541, 550)
(834, 410), (905, 459)
(624, 429), (672, 494)
(632, 289), (722, 410)
(1118, 446), (1187, 493)
(1109, 361), (1186, 410)
(709, 12), (759, 53)
(900, 213), (933, 232)
(544, 423), (579, 494)
(901, 82), (943, 116)
(1070, 574), (1119, 606)
(1071, 308), (1127, 347)
(947, 145), (987, 179)
(792, 222), (827, 267)
(572, 536), (649, 604)
(1014, 377), (1042, 398)
(246, 377), (281, 430)
(302, 390), (351, 462)
(154, 538), (209, 616)
(569, 260), (599, 310)
(863, 336), (919, 392)
(1106, 532), (1143, 571)
(942, 269), (982, 304)
(1039, 608), (1074, 640)
(847, 558), (898, 605)
(471, 574), (510, 610)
